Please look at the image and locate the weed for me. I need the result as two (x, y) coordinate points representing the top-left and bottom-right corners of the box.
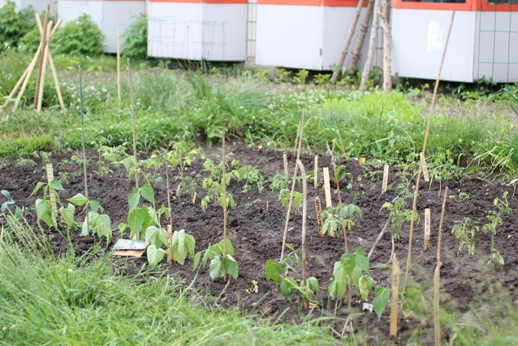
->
(451, 218), (479, 255)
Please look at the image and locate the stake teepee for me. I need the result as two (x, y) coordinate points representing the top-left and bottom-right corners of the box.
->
(1, 4), (64, 114)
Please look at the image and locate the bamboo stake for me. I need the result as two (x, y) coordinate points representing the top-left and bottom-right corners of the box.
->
(78, 63), (89, 230)
(315, 197), (323, 238)
(279, 112), (305, 262)
(367, 217), (390, 259)
(47, 22), (64, 111)
(36, 21), (52, 113)
(296, 160), (308, 309)
(359, 0), (379, 91)
(390, 253), (400, 337)
(46, 163), (58, 219)
(402, 11), (455, 292)
(323, 168), (332, 208)
(378, 0), (392, 92)
(222, 132), (228, 281)
(127, 58), (139, 189)
(117, 28), (121, 109)
(313, 155), (318, 189)
(424, 209), (431, 250)
(349, 0), (375, 72)
(434, 187), (448, 345)
(283, 153), (288, 175)
(331, 0), (366, 84)
(165, 151), (174, 267)
(34, 4), (50, 108)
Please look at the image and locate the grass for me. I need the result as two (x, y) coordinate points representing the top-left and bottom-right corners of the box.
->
(1, 51), (518, 177)
(0, 215), (342, 345)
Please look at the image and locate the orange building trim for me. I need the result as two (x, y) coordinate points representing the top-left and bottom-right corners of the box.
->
(257, 0), (368, 7)
(149, 0), (247, 2)
(392, 0), (475, 10)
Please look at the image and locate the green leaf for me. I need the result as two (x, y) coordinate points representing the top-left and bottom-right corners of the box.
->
(209, 255), (222, 280)
(146, 226), (163, 247)
(68, 193), (88, 206)
(89, 200), (100, 214)
(185, 233), (196, 257)
(128, 192), (140, 212)
(358, 275), (374, 301)
(373, 287), (390, 320)
(192, 251), (202, 272)
(402, 288), (427, 318)
(147, 245), (166, 267)
(280, 278), (293, 301)
(222, 255), (239, 279)
(49, 179), (64, 191)
(354, 248), (369, 272)
(59, 203), (76, 227)
(265, 259), (283, 282)
(35, 198), (54, 227)
(29, 182), (45, 198)
(128, 207), (148, 239)
(307, 277), (320, 292)
(140, 183), (155, 204)
(94, 214), (112, 242)
(329, 261), (346, 298)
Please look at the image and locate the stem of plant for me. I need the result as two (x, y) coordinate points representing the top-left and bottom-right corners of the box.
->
(222, 132), (228, 281)
(434, 187), (448, 346)
(165, 151), (174, 267)
(78, 62), (89, 230)
(277, 112), (305, 295)
(127, 58), (139, 189)
(296, 159), (308, 309)
(402, 12), (455, 292)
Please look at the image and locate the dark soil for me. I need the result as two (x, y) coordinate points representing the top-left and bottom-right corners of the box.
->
(1, 144), (517, 345)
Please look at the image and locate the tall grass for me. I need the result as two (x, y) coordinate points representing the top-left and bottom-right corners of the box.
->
(0, 216), (341, 345)
(1, 51), (518, 176)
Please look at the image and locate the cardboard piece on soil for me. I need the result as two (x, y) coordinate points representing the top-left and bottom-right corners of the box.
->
(112, 239), (147, 257)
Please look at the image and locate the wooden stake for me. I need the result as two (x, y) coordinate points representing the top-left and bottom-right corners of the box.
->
(10, 42), (43, 112)
(313, 155), (318, 189)
(45, 163), (58, 219)
(34, 4), (50, 108)
(368, 217), (390, 259)
(314, 197), (323, 237)
(283, 153), (288, 175)
(323, 167), (332, 208)
(390, 253), (400, 337)
(296, 160), (308, 309)
(78, 63), (89, 231)
(127, 58), (139, 188)
(330, 0), (366, 84)
(382, 164), (389, 194)
(434, 187), (448, 346)
(424, 209), (431, 250)
(280, 112), (305, 262)
(165, 151), (174, 266)
(349, 0), (375, 72)
(117, 28), (121, 109)
(403, 12), (455, 292)
(378, 0), (392, 92)
(222, 132), (228, 281)
(421, 152), (430, 183)
(360, 0), (379, 91)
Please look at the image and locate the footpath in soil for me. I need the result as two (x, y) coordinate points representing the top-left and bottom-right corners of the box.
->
(1, 143), (517, 344)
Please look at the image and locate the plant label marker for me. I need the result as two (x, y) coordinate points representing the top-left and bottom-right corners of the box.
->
(390, 253), (400, 337)
(314, 197), (323, 237)
(283, 153), (288, 175)
(382, 164), (389, 194)
(424, 208), (431, 250)
(192, 191), (197, 204)
(359, 157), (365, 165)
(323, 167), (334, 236)
(420, 152), (430, 182)
(45, 163), (58, 218)
(314, 155), (319, 190)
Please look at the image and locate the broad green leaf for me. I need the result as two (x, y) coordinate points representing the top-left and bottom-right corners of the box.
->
(29, 182), (45, 198)
(280, 278), (293, 301)
(147, 245), (166, 267)
(185, 233), (196, 257)
(128, 192), (140, 212)
(35, 199), (54, 227)
(223, 239), (235, 256)
(222, 255), (238, 279)
(307, 277), (320, 292)
(209, 255), (222, 280)
(350, 266), (363, 288)
(140, 183), (155, 204)
(329, 261), (346, 298)
(265, 259), (283, 282)
(95, 214), (112, 242)
(89, 200), (100, 214)
(128, 207), (148, 238)
(358, 275), (374, 301)
(354, 248), (369, 272)
(1, 190), (11, 199)
(49, 179), (64, 191)
(146, 226), (161, 247)
(402, 288), (427, 318)
(373, 287), (390, 320)
(122, 157), (133, 172)
(60, 203), (76, 227)
(68, 193), (88, 206)
(341, 253), (356, 277)
(176, 230), (186, 257)
(192, 251), (202, 272)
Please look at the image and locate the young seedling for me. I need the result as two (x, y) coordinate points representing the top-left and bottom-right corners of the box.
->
(68, 193), (112, 243)
(329, 248), (372, 302)
(451, 218), (479, 255)
(193, 239), (238, 280)
(481, 191), (511, 265)
(321, 204), (362, 237)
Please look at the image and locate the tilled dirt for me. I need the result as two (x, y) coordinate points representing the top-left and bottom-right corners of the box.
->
(1, 143), (517, 345)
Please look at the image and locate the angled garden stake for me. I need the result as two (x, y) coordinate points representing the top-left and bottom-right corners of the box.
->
(403, 11), (455, 292)
(296, 159), (309, 309)
(434, 187), (449, 345)
(78, 63), (89, 229)
(127, 58), (139, 188)
(1, 4), (64, 114)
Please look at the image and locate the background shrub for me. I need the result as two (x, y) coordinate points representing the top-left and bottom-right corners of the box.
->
(0, 0), (34, 52)
(122, 14), (148, 60)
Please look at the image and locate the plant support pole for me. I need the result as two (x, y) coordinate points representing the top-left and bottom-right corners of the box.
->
(78, 63), (89, 229)
(127, 58), (139, 188)
(402, 11), (455, 291)
(434, 187), (448, 345)
(117, 28), (121, 109)
(222, 132), (228, 281)
(296, 159), (308, 309)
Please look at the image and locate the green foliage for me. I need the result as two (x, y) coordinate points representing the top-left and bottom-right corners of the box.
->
(451, 217), (479, 255)
(275, 68), (291, 83)
(193, 239), (238, 280)
(29, 179), (64, 228)
(53, 14), (104, 56)
(170, 229), (196, 265)
(372, 287), (390, 320)
(0, 1), (34, 51)
(313, 73), (331, 86)
(321, 203), (362, 236)
(293, 69), (309, 85)
(481, 191), (511, 265)
(122, 14), (147, 60)
(328, 248), (370, 299)
(67, 193), (112, 243)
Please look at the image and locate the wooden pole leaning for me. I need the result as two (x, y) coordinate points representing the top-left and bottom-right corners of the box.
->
(34, 4), (51, 108)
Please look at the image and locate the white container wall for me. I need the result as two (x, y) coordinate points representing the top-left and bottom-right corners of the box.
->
(147, 0), (247, 61)
(57, 0), (146, 53)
